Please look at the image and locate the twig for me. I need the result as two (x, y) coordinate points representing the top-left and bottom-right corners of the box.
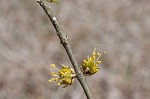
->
(36, 0), (93, 99)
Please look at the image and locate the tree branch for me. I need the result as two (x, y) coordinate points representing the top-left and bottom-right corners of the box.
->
(36, 0), (93, 99)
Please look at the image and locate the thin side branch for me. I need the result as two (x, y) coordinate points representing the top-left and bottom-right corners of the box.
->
(36, 0), (93, 99)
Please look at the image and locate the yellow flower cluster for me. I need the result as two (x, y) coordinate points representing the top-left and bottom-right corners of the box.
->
(48, 64), (75, 88)
(81, 46), (105, 75)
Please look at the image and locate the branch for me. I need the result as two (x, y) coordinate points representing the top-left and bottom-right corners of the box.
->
(36, 0), (93, 99)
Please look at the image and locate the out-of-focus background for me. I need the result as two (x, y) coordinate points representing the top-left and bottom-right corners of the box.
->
(0, 0), (150, 99)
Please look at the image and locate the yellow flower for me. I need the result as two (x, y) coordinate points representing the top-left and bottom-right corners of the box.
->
(81, 45), (105, 75)
(49, 64), (76, 88)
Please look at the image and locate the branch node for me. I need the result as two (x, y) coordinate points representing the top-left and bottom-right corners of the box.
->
(66, 36), (69, 41)
(52, 17), (57, 21)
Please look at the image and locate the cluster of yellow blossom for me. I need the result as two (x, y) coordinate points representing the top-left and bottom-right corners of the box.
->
(48, 64), (75, 88)
(81, 46), (105, 75)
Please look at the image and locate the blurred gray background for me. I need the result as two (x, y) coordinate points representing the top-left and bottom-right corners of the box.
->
(0, 0), (150, 99)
